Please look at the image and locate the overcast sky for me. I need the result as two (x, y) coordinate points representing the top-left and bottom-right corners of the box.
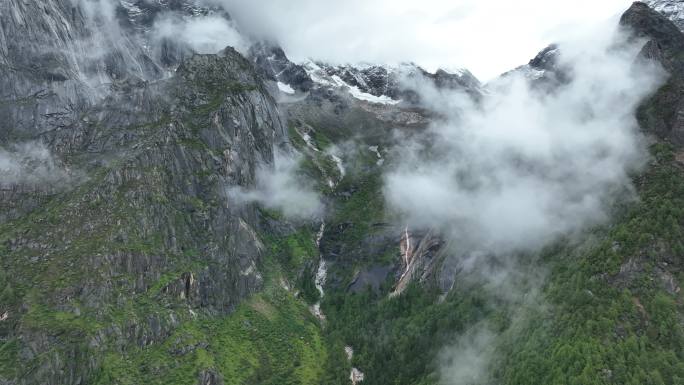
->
(220, 0), (635, 80)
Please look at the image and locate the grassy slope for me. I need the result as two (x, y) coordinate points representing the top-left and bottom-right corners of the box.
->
(0, 213), (328, 384)
(0, 99), (330, 384)
(93, 283), (327, 385)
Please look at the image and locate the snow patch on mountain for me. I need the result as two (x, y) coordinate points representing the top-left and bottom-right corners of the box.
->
(369, 146), (384, 166)
(277, 81), (295, 94)
(303, 61), (401, 105)
(513, 66), (548, 81)
(647, 0), (684, 30)
(345, 82), (401, 105)
(331, 153), (345, 177)
(120, 1), (144, 18)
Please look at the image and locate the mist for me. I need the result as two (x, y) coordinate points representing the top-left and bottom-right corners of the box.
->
(439, 325), (496, 385)
(152, 13), (247, 55)
(227, 152), (324, 220)
(208, 0), (632, 80)
(0, 142), (74, 188)
(381, 18), (664, 385)
(385, 20), (663, 254)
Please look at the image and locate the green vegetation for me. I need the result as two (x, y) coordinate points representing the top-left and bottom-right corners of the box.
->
(23, 302), (102, 337)
(287, 122), (346, 195)
(637, 82), (681, 137)
(322, 283), (494, 385)
(86, 221), (328, 385)
(311, 129), (334, 151)
(498, 144), (684, 385)
(264, 228), (318, 280)
(93, 286), (326, 385)
(331, 168), (385, 246)
(1, 197), (328, 385)
(288, 124), (309, 150)
(3, 54), (684, 385)
(298, 264), (321, 305)
(6, 133), (681, 385)
(0, 338), (19, 378)
(314, 143), (684, 385)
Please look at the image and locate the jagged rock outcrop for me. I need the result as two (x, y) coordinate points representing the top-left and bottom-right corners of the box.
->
(198, 369), (225, 385)
(622, 2), (684, 72)
(500, 44), (570, 89)
(302, 61), (481, 106)
(391, 229), (443, 296)
(248, 42), (314, 92)
(117, 0), (220, 33)
(501, 2), (684, 146)
(622, 1), (684, 145)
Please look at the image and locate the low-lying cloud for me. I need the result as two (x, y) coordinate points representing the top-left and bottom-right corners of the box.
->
(227, 152), (323, 220)
(152, 14), (247, 55)
(0, 142), (74, 188)
(384, 20), (663, 255)
(439, 325), (496, 385)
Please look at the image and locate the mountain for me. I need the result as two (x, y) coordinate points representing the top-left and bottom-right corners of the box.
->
(647, 0), (684, 30)
(248, 42), (314, 93)
(247, 43), (482, 107)
(298, 61), (481, 104)
(2, 1), (684, 385)
(624, 1), (684, 145)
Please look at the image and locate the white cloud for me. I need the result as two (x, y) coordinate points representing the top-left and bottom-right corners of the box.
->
(439, 325), (496, 385)
(383, 20), (664, 254)
(212, 0), (633, 80)
(227, 152), (324, 220)
(0, 142), (74, 187)
(153, 14), (248, 55)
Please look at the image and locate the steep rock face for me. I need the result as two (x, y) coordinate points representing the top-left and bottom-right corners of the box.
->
(0, 22), (284, 385)
(0, 0), (163, 142)
(622, 1), (684, 72)
(312, 63), (405, 99)
(499, 44), (571, 89)
(248, 42), (314, 92)
(391, 229), (443, 296)
(281, 57), (471, 300)
(622, 1), (684, 145)
(0, 0), (239, 142)
(116, 0), (232, 70)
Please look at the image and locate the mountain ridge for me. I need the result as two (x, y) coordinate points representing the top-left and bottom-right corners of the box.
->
(2, 1), (684, 385)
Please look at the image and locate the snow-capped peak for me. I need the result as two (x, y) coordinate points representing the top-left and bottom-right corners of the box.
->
(301, 60), (481, 106)
(302, 61), (401, 105)
(647, 0), (684, 30)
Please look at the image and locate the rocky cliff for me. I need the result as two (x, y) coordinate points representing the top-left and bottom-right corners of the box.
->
(0, 1), (290, 383)
(623, 1), (684, 145)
